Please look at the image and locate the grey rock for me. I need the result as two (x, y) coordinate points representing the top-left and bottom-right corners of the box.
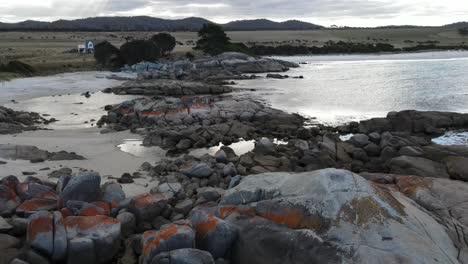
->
(222, 163), (237, 177)
(174, 200), (194, 216)
(399, 146), (424, 157)
(117, 212), (137, 238)
(58, 172), (101, 207)
(221, 169), (461, 264)
(182, 163), (213, 178)
(189, 210), (238, 259)
(214, 150), (228, 164)
(349, 134), (370, 148)
(444, 156), (468, 181)
(151, 248), (215, 264)
(228, 176), (241, 189)
(389, 156), (450, 178)
(101, 182), (126, 204)
(253, 138), (275, 155)
(0, 233), (21, 249)
(67, 237), (96, 264)
(0, 216), (13, 232)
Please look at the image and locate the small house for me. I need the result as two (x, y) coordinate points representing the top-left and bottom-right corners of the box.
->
(77, 41), (95, 54)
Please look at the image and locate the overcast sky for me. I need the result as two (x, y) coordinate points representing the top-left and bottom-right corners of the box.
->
(0, 0), (467, 27)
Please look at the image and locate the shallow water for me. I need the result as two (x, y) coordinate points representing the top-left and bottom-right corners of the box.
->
(234, 51), (468, 126)
(5, 92), (140, 129)
(0, 71), (127, 104)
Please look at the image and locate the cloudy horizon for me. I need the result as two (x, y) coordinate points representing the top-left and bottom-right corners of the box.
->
(0, 0), (467, 27)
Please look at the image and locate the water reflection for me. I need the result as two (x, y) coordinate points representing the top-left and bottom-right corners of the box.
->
(235, 51), (468, 126)
(432, 131), (468, 146)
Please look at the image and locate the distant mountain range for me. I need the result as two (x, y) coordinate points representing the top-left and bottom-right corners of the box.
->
(0, 16), (323, 32)
(0, 16), (465, 32)
(444, 22), (468, 29)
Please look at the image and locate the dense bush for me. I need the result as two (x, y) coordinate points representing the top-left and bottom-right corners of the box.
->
(459, 28), (468, 36)
(151, 33), (176, 55)
(0, 60), (36, 76)
(249, 41), (400, 56)
(195, 24), (231, 55)
(120, 40), (162, 65)
(94, 41), (125, 68)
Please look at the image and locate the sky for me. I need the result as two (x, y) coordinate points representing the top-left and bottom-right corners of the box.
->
(0, 0), (467, 27)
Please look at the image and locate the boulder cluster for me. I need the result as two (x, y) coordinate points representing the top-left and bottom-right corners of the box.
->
(98, 96), (304, 156)
(2, 165), (467, 264)
(122, 52), (299, 82)
(0, 144), (85, 164)
(0, 106), (53, 135)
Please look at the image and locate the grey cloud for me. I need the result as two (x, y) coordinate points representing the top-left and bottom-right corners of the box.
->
(0, 0), (466, 26)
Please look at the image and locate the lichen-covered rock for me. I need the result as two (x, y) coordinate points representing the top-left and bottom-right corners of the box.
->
(189, 210), (238, 259)
(125, 193), (169, 223)
(52, 211), (67, 262)
(64, 215), (121, 263)
(151, 248), (215, 264)
(16, 199), (58, 216)
(141, 221), (195, 264)
(58, 172), (101, 207)
(101, 182), (126, 204)
(27, 211), (54, 257)
(0, 184), (21, 216)
(220, 169), (461, 264)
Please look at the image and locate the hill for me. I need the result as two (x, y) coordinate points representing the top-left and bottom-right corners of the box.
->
(224, 19), (323, 30)
(445, 22), (468, 29)
(0, 16), (323, 32)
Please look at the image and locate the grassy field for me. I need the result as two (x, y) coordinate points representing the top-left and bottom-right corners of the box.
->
(0, 27), (466, 79)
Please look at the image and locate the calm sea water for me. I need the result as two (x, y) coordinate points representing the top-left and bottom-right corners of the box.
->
(234, 51), (468, 125)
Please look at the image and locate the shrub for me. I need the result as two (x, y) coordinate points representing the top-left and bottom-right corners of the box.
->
(195, 24), (231, 55)
(0, 61), (36, 76)
(120, 40), (161, 65)
(94, 41), (124, 68)
(151, 33), (176, 56)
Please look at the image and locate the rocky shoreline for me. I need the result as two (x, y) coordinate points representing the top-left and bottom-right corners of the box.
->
(1, 53), (468, 264)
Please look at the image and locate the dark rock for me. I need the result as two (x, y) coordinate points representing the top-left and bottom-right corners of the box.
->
(389, 156), (450, 178)
(58, 172), (101, 207)
(141, 221), (195, 264)
(189, 210), (238, 259)
(151, 248), (215, 264)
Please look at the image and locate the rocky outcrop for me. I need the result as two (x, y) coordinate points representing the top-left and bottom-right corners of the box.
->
(121, 52), (299, 82)
(104, 79), (233, 97)
(342, 110), (468, 136)
(98, 96), (305, 155)
(0, 144), (85, 162)
(220, 169), (462, 263)
(0, 106), (53, 135)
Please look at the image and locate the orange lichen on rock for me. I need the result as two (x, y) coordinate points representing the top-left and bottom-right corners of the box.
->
(142, 224), (180, 256)
(64, 215), (119, 231)
(395, 176), (432, 197)
(217, 205), (256, 219)
(17, 199), (57, 212)
(192, 213), (219, 238)
(28, 213), (53, 241)
(256, 205), (324, 230)
(92, 201), (111, 215)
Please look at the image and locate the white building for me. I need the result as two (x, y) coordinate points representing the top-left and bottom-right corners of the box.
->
(78, 41), (95, 54)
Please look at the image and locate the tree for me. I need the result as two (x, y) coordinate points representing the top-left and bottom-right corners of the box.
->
(94, 41), (124, 69)
(459, 28), (468, 36)
(151, 33), (176, 56)
(195, 24), (231, 55)
(120, 40), (161, 65)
